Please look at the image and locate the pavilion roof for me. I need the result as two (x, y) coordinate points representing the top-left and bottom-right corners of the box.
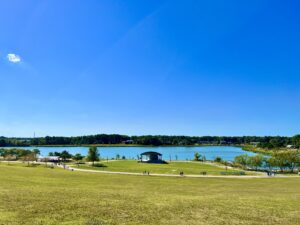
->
(140, 151), (162, 156)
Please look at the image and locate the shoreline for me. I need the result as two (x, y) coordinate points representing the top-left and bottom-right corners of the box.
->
(1, 144), (242, 148)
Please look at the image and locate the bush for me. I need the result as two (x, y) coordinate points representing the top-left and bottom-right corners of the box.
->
(214, 156), (222, 163)
(92, 163), (107, 168)
(25, 163), (41, 167)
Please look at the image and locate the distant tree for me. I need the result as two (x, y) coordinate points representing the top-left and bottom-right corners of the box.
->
(269, 137), (284, 148)
(276, 151), (300, 173)
(5, 154), (16, 164)
(22, 152), (37, 166)
(273, 152), (290, 172)
(72, 153), (84, 162)
(234, 154), (249, 169)
(54, 152), (61, 156)
(116, 154), (120, 160)
(0, 149), (4, 157)
(214, 156), (222, 163)
(292, 135), (300, 148)
(194, 152), (201, 161)
(33, 149), (40, 161)
(60, 150), (72, 162)
(72, 153), (84, 167)
(248, 154), (264, 170)
(264, 156), (277, 172)
(48, 152), (54, 156)
(0, 139), (6, 147)
(87, 147), (99, 165)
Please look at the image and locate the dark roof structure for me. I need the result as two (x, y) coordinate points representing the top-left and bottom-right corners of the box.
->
(140, 151), (164, 164)
(140, 151), (162, 156)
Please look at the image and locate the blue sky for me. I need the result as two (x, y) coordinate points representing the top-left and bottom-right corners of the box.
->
(0, 0), (300, 137)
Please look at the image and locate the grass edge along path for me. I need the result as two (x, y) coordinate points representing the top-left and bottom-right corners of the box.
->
(66, 160), (278, 178)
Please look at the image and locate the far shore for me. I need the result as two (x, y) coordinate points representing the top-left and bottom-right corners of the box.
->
(3, 144), (243, 148)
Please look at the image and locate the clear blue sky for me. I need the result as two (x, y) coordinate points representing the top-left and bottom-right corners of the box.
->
(1, 0), (299, 137)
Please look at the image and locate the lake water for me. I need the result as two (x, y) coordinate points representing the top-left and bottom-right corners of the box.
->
(6, 146), (256, 161)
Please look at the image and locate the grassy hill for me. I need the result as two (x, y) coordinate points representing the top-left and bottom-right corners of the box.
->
(75, 160), (254, 176)
(0, 163), (299, 225)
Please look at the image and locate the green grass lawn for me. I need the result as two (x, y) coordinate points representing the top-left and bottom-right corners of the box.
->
(0, 163), (300, 225)
(75, 160), (255, 176)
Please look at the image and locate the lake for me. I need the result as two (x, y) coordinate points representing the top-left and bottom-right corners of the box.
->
(7, 146), (256, 161)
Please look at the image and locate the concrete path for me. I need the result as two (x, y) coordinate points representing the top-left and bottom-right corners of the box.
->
(66, 165), (300, 179)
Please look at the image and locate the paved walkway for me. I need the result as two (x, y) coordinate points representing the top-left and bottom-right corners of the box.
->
(66, 165), (300, 179)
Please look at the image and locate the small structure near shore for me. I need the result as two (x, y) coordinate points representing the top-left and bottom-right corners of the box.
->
(140, 151), (166, 164)
(38, 156), (60, 163)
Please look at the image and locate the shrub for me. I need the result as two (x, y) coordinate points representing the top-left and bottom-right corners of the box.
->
(214, 156), (222, 163)
(92, 163), (107, 168)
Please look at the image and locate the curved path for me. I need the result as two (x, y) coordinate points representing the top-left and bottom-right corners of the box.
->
(3, 161), (299, 179)
(65, 165), (300, 179)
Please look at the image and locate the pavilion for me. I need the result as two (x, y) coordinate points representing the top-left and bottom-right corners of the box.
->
(140, 151), (165, 164)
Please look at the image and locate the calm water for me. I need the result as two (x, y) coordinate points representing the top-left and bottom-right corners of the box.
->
(6, 146), (256, 161)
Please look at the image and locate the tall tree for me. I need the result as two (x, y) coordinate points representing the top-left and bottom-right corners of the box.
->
(248, 155), (264, 171)
(234, 154), (249, 169)
(194, 152), (201, 161)
(73, 153), (84, 166)
(33, 149), (40, 161)
(22, 152), (37, 166)
(292, 135), (300, 148)
(60, 150), (72, 162)
(87, 147), (99, 165)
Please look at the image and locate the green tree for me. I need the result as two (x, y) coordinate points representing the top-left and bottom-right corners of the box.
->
(234, 154), (249, 169)
(282, 151), (300, 173)
(292, 135), (300, 148)
(87, 147), (99, 165)
(271, 151), (300, 173)
(22, 152), (37, 166)
(264, 156), (277, 172)
(273, 152), (290, 172)
(72, 153), (84, 166)
(214, 156), (222, 163)
(60, 150), (72, 162)
(194, 152), (201, 161)
(33, 149), (40, 161)
(248, 154), (264, 171)
(73, 153), (84, 162)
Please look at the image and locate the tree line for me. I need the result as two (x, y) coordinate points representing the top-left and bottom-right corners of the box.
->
(0, 148), (40, 164)
(0, 147), (100, 166)
(1, 134), (300, 149)
(193, 151), (300, 174)
(234, 152), (300, 173)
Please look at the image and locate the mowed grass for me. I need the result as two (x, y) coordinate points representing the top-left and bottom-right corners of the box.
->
(76, 160), (253, 175)
(0, 163), (300, 225)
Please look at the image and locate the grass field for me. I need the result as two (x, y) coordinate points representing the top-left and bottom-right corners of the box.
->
(0, 163), (300, 225)
(75, 160), (254, 176)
